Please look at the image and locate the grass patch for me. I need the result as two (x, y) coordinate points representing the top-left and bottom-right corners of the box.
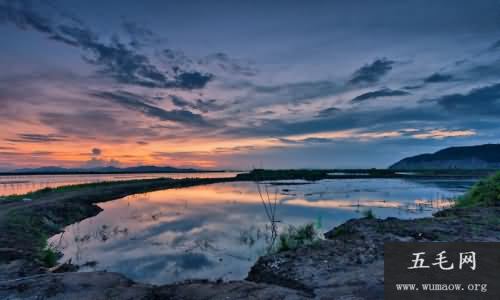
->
(455, 171), (500, 208)
(5, 210), (57, 264)
(239, 169), (330, 181)
(40, 245), (58, 267)
(328, 226), (350, 238)
(1, 178), (172, 201)
(275, 223), (320, 252)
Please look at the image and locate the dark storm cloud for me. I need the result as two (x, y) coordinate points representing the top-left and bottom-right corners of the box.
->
(0, 0), (213, 89)
(278, 137), (332, 145)
(170, 95), (190, 107)
(465, 58), (500, 81)
(316, 107), (341, 118)
(246, 80), (339, 104)
(39, 110), (159, 142)
(173, 72), (213, 89)
(0, 0), (52, 32)
(170, 95), (226, 113)
(121, 21), (158, 49)
(223, 105), (444, 138)
(198, 52), (257, 76)
(93, 91), (213, 126)
(351, 88), (410, 103)
(91, 148), (102, 156)
(423, 73), (454, 83)
(254, 80), (336, 95)
(81, 36), (212, 89)
(0, 151), (54, 157)
(430, 82), (500, 115)
(488, 40), (500, 51)
(6, 133), (67, 143)
(348, 58), (395, 85)
(403, 84), (424, 90)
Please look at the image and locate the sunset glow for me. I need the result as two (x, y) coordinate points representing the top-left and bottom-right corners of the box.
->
(1, 0), (499, 170)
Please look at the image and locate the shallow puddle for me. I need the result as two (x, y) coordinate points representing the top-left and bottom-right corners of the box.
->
(49, 178), (474, 284)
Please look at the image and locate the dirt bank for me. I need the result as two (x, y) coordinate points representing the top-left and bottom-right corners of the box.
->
(0, 271), (311, 300)
(247, 207), (500, 299)
(0, 177), (238, 279)
(2, 206), (499, 299)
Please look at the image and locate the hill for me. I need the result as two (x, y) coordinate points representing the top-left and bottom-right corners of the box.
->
(390, 144), (500, 170)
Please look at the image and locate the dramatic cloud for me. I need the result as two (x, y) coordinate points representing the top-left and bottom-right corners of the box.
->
(316, 107), (341, 118)
(351, 88), (410, 103)
(121, 21), (158, 49)
(2, 1), (500, 169)
(243, 80), (340, 105)
(39, 110), (159, 142)
(198, 52), (257, 76)
(423, 73), (454, 83)
(222, 105), (444, 139)
(348, 58), (395, 85)
(412, 129), (476, 139)
(6, 133), (67, 143)
(170, 95), (226, 113)
(431, 83), (500, 115)
(0, 0), (213, 89)
(93, 91), (213, 126)
(489, 40), (500, 51)
(91, 148), (102, 156)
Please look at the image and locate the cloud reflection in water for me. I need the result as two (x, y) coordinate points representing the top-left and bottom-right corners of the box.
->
(49, 179), (473, 284)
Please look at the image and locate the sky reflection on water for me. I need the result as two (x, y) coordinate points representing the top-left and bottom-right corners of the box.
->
(0, 172), (239, 196)
(49, 178), (475, 284)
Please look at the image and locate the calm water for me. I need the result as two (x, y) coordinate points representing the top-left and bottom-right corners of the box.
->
(0, 172), (239, 196)
(49, 178), (475, 285)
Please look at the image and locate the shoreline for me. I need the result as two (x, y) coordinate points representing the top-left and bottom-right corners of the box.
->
(1, 169), (484, 202)
(0, 170), (496, 299)
(0, 176), (240, 278)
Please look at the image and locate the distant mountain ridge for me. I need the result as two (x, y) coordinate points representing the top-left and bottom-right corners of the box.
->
(390, 144), (500, 170)
(6, 165), (203, 174)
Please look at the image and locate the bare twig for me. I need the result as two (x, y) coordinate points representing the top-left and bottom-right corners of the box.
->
(255, 180), (280, 252)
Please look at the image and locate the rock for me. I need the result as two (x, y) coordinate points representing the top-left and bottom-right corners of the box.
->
(0, 272), (310, 300)
(155, 280), (311, 300)
(0, 272), (151, 300)
(48, 260), (79, 273)
(248, 207), (500, 299)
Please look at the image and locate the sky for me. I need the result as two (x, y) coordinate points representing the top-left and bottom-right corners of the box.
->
(1, 0), (500, 170)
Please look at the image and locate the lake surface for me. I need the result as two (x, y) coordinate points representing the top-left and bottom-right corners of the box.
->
(49, 178), (476, 285)
(0, 172), (239, 196)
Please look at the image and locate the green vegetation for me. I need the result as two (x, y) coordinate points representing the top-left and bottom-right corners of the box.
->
(235, 168), (489, 183)
(361, 209), (376, 219)
(328, 226), (350, 238)
(275, 223), (320, 252)
(455, 171), (500, 207)
(237, 168), (402, 182)
(1, 178), (172, 201)
(5, 210), (58, 266)
(239, 169), (331, 181)
(2, 168), (487, 202)
(40, 245), (58, 267)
